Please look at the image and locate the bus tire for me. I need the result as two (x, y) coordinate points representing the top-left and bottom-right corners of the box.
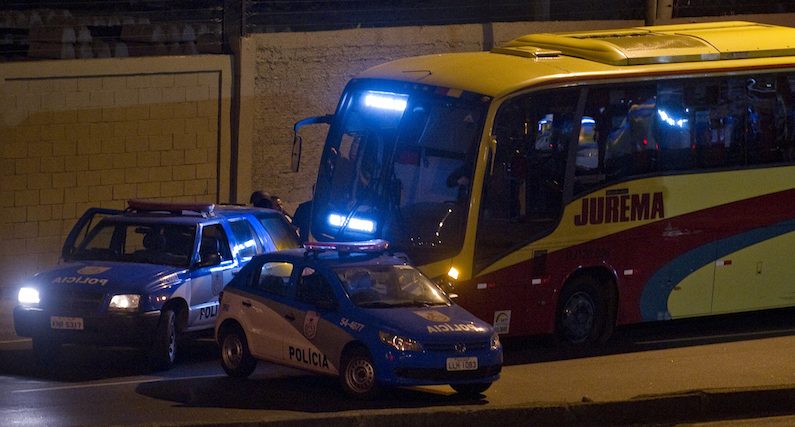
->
(556, 275), (613, 347)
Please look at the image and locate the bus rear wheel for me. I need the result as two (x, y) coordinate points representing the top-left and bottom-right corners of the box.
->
(556, 275), (613, 347)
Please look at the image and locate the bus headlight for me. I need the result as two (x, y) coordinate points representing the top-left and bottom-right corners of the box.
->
(379, 330), (424, 352)
(18, 287), (40, 305)
(433, 269), (459, 298)
(109, 294), (141, 312)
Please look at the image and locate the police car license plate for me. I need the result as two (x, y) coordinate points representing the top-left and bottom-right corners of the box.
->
(446, 357), (477, 371)
(50, 316), (84, 330)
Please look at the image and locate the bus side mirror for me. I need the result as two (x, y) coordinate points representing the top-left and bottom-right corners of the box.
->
(291, 134), (303, 173)
(488, 136), (497, 175)
(291, 115), (334, 173)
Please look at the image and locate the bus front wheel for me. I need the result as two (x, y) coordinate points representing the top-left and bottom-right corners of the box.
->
(556, 275), (613, 347)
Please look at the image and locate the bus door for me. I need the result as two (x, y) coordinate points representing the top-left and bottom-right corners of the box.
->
(472, 88), (581, 334)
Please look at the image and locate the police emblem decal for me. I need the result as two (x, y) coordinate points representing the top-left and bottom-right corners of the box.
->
(303, 310), (319, 339)
(413, 310), (451, 323)
(77, 266), (111, 275)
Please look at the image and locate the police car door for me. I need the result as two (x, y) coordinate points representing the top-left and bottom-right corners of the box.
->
(282, 265), (345, 375)
(244, 260), (296, 363)
(187, 223), (236, 331)
(62, 208), (122, 261)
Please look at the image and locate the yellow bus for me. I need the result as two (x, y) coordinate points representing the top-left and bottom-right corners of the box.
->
(295, 21), (795, 345)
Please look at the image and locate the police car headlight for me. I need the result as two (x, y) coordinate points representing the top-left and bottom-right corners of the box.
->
(109, 294), (141, 312)
(379, 330), (424, 352)
(490, 332), (501, 351)
(18, 287), (40, 305)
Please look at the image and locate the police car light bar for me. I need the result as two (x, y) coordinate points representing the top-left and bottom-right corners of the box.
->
(127, 199), (215, 216)
(304, 239), (390, 254)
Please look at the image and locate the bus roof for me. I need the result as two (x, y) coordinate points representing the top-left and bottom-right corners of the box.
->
(356, 21), (795, 98)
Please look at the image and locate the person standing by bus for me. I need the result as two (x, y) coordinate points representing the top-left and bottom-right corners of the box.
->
(271, 195), (293, 223)
(250, 190), (275, 209)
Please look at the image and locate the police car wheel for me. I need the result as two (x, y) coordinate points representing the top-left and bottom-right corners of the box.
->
(340, 347), (379, 399)
(149, 309), (177, 371)
(451, 382), (492, 396)
(219, 327), (257, 378)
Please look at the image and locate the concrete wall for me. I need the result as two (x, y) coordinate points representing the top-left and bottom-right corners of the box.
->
(0, 56), (233, 291)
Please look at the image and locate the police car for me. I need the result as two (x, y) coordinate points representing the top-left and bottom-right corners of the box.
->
(14, 199), (299, 370)
(215, 240), (502, 398)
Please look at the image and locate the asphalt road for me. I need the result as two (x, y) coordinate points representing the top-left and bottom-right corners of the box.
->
(3, 309), (795, 426)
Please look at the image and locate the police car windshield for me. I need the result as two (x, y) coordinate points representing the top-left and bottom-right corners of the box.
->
(71, 222), (196, 268)
(335, 264), (450, 308)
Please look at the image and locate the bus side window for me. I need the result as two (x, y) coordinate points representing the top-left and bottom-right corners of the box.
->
(781, 75), (795, 162)
(601, 86), (658, 181)
(745, 75), (788, 166)
(655, 81), (693, 172)
(575, 85), (657, 193)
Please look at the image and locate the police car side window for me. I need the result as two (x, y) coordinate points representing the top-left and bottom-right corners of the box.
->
(257, 262), (294, 297)
(228, 219), (262, 258)
(297, 267), (336, 306)
(199, 224), (233, 261)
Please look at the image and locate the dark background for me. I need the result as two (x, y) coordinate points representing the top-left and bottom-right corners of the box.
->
(5, 1), (794, 35)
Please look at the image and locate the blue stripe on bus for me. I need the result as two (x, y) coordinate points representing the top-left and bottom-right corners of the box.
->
(639, 219), (795, 321)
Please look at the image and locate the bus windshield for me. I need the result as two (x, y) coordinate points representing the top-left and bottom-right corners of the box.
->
(311, 81), (488, 265)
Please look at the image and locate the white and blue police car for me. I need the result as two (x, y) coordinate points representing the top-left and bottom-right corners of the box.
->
(215, 240), (502, 398)
(14, 199), (300, 370)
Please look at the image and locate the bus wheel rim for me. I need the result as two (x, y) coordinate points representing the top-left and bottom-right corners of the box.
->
(562, 291), (596, 343)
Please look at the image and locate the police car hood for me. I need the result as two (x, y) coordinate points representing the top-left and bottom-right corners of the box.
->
(362, 304), (493, 341)
(34, 261), (186, 294)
